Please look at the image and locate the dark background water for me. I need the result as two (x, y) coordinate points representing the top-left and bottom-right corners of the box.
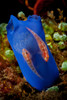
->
(0, 0), (33, 23)
(0, 0), (67, 23)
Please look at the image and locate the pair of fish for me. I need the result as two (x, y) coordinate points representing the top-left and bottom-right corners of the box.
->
(22, 27), (49, 78)
(6, 15), (59, 91)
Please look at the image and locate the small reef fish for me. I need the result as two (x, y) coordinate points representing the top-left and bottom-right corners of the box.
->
(26, 27), (49, 62)
(22, 48), (41, 78)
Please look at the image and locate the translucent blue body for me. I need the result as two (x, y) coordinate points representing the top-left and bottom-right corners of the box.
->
(6, 15), (59, 91)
